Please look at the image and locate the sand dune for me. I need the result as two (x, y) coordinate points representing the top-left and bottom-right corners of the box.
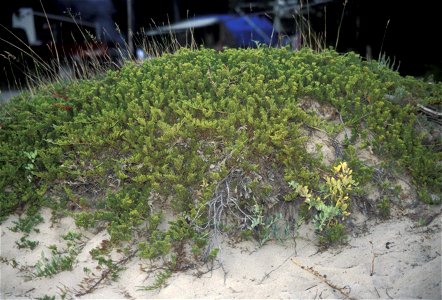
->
(1, 207), (440, 299)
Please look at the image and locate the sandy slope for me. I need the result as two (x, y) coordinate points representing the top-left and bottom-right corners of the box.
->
(1, 207), (440, 299)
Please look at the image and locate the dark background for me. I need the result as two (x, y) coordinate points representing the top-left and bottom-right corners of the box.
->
(1, 0), (441, 82)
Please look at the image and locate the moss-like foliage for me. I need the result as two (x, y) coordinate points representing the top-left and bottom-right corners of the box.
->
(1, 48), (441, 258)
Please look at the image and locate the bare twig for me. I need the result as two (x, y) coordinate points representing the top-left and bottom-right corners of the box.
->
(374, 286), (380, 298)
(369, 240), (376, 276)
(335, 0), (348, 49)
(259, 251), (296, 284)
(75, 249), (137, 297)
(305, 284), (317, 291)
(338, 112), (351, 140)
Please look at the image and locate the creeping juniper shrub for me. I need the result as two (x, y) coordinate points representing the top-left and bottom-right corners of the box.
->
(74, 187), (153, 244)
(1, 48), (441, 267)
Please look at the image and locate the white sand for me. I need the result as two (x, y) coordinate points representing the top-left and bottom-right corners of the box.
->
(1, 207), (440, 299)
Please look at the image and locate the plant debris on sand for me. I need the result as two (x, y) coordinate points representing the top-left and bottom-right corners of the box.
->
(0, 47), (441, 298)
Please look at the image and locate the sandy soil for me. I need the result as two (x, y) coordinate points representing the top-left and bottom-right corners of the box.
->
(1, 207), (440, 299)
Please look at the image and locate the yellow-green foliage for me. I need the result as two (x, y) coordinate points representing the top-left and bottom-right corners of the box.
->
(0, 48), (441, 255)
(299, 162), (356, 231)
(289, 162), (357, 244)
(327, 162), (356, 218)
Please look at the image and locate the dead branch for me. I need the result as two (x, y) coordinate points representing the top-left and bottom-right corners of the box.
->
(291, 258), (355, 300)
(417, 104), (442, 118)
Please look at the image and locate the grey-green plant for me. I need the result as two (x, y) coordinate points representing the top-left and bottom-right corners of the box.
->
(62, 230), (82, 241)
(15, 235), (39, 250)
(34, 248), (77, 277)
(33, 234), (81, 278)
(9, 213), (43, 234)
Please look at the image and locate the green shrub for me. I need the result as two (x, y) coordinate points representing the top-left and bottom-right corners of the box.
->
(318, 222), (347, 246)
(1, 47), (441, 269)
(377, 196), (391, 218)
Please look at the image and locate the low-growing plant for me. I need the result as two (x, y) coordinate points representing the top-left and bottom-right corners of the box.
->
(34, 246), (77, 277)
(23, 149), (38, 182)
(74, 187), (152, 243)
(140, 268), (172, 291)
(15, 235), (39, 250)
(377, 196), (391, 218)
(138, 231), (172, 260)
(62, 230), (82, 241)
(36, 295), (55, 300)
(9, 213), (44, 234)
(33, 231), (82, 278)
(418, 187), (440, 204)
(95, 256), (125, 281)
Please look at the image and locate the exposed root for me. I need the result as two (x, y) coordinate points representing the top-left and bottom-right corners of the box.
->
(198, 168), (254, 256)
